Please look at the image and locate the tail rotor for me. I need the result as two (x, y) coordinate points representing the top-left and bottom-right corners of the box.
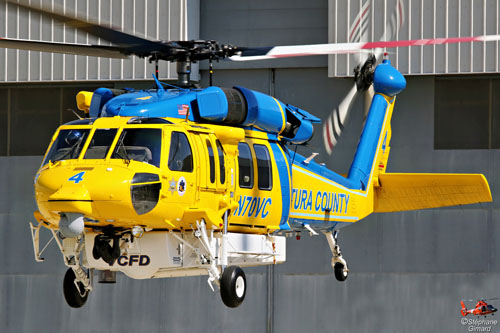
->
(323, 0), (405, 155)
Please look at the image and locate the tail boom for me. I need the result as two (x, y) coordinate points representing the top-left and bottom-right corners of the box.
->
(461, 301), (468, 316)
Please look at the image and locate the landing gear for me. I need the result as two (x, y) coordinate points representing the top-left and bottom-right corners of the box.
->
(334, 262), (348, 281)
(31, 215), (286, 310)
(193, 216), (248, 308)
(57, 235), (93, 308)
(220, 265), (246, 308)
(325, 231), (349, 282)
(63, 268), (89, 308)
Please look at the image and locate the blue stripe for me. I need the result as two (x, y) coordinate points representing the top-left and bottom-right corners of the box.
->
(288, 219), (352, 232)
(288, 212), (358, 221)
(269, 142), (291, 229)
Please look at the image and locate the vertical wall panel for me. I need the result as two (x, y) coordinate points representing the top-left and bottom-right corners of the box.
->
(329, 0), (500, 76)
(0, 0), (198, 82)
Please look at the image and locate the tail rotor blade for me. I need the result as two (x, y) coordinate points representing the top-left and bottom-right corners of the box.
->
(364, 85), (375, 119)
(323, 83), (359, 154)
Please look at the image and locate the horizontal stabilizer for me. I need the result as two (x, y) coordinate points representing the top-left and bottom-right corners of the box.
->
(374, 173), (492, 213)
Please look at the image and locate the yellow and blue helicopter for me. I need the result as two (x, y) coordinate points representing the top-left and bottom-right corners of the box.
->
(2, 0), (495, 308)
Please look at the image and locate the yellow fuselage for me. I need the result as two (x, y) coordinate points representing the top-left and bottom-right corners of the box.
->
(35, 116), (286, 234)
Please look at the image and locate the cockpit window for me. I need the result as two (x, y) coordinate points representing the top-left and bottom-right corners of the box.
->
(43, 129), (90, 165)
(84, 129), (118, 160)
(111, 128), (162, 167)
(168, 132), (193, 172)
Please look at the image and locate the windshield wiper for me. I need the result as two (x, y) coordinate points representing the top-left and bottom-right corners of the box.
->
(56, 135), (85, 161)
(115, 133), (131, 163)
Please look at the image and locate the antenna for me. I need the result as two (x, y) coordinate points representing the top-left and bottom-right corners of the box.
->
(209, 58), (214, 86)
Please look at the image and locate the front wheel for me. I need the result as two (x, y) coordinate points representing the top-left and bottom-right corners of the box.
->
(220, 266), (246, 308)
(63, 268), (89, 308)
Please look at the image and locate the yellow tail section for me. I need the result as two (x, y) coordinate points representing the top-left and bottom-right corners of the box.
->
(374, 173), (492, 213)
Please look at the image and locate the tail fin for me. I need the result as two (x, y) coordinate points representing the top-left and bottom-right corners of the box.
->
(346, 59), (405, 191)
(461, 301), (468, 316)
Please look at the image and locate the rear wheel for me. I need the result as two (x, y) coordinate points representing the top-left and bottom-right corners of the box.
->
(63, 268), (88, 308)
(334, 262), (348, 282)
(220, 266), (246, 308)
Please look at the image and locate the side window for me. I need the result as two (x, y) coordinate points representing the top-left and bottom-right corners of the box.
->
(254, 144), (272, 190)
(238, 142), (253, 188)
(206, 139), (215, 183)
(168, 132), (193, 172)
(216, 140), (225, 184)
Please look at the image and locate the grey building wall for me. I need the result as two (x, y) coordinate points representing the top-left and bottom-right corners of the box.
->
(329, 0), (500, 76)
(0, 0), (499, 332)
(1, 74), (499, 333)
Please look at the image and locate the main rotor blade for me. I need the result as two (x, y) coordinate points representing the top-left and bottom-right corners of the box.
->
(230, 35), (500, 61)
(0, 37), (128, 58)
(5, 0), (165, 56)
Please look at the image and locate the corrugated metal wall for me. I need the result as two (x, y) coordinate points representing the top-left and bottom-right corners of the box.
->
(329, 0), (500, 76)
(1, 1), (499, 332)
(0, 0), (199, 82)
(2, 73), (499, 333)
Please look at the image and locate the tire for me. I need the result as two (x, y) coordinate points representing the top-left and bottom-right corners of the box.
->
(220, 266), (246, 308)
(63, 268), (89, 308)
(334, 262), (348, 282)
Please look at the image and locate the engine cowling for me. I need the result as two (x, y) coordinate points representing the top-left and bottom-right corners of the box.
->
(79, 85), (320, 144)
(197, 86), (320, 144)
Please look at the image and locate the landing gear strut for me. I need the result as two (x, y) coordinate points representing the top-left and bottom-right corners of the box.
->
(325, 231), (349, 281)
(58, 235), (93, 307)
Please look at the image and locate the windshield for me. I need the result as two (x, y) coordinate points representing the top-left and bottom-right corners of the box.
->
(43, 129), (91, 165)
(84, 129), (118, 159)
(111, 128), (161, 167)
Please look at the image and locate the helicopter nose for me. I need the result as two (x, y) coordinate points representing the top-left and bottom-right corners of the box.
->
(48, 185), (93, 215)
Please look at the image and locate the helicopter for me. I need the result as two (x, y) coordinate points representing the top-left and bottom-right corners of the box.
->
(461, 299), (498, 317)
(1, 0), (496, 308)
